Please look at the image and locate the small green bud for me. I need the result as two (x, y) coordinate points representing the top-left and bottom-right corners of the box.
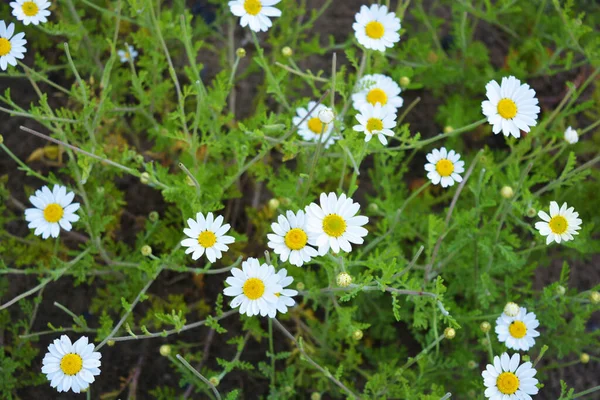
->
(399, 76), (410, 88)
(296, 282), (305, 291)
(526, 207), (537, 218)
(590, 291), (600, 304)
(555, 285), (566, 296)
(480, 322), (491, 333)
(310, 393), (321, 400)
(268, 198), (280, 211)
(107, 340), (115, 347)
(159, 345), (171, 356)
(140, 172), (151, 184)
(209, 376), (220, 386)
(141, 245), (152, 257)
(501, 186), (514, 199)
(135, 154), (144, 164)
(367, 203), (379, 212)
(282, 46), (293, 57)
(352, 329), (363, 341)
(336, 272), (352, 288)
(443, 126), (454, 134)
(468, 360), (478, 369)
(149, 211), (159, 222)
(0, 134), (4, 144)
(580, 353), (590, 364)
(444, 327), (456, 339)
(236, 48), (246, 58)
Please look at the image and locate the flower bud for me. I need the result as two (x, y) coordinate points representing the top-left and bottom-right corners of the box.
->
(480, 322), (491, 333)
(555, 285), (566, 296)
(336, 272), (352, 287)
(149, 211), (159, 222)
(367, 203), (379, 213)
(0, 134), (4, 144)
(159, 344), (171, 357)
(268, 198), (280, 211)
(236, 48), (246, 58)
(296, 282), (305, 291)
(140, 172), (151, 184)
(352, 329), (363, 341)
(501, 186), (514, 199)
(135, 154), (145, 164)
(107, 340), (115, 347)
(318, 108), (335, 124)
(504, 302), (520, 317)
(526, 207), (536, 218)
(311, 393), (321, 400)
(141, 245), (152, 257)
(468, 360), (478, 369)
(590, 291), (600, 304)
(443, 126), (454, 134)
(282, 46), (293, 57)
(209, 376), (220, 386)
(444, 327), (456, 339)
(580, 353), (590, 364)
(399, 76), (410, 88)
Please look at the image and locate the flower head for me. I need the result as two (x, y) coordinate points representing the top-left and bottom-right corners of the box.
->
(181, 212), (235, 262)
(482, 76), (540, 138)
(25, 185), (80, 239)
(564, 126), (578, 144)
(292, 101), (339, 148)
(10, 0), (51, 26)
(267, 210), (318, 267)
(318, 107), (335, 124)
(482, 353), (539, 400)
(353, 103), (397, 145)
(503, 302), (520, 317)
(117, 45), (138, 63)
(535, 201), (581, 245)
(228, 0), (281, 32)
(352, 74), (404, 114)
(353, 4), (401, 52)
(424, 147), (465, 188)
(268, 267), (298, 318)
(495, 307), (540, 351)
(42, 335), (102, 393)
(0, 21), (27, 71)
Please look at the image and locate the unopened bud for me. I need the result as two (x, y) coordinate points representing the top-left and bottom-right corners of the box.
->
(526, 207), (536, 218)
(501, 186), (514, 199)
(268, 198), (280, 211)
(555, 285), (566, 296)
(504, 302), (520, 317)
(236, 48), (246, 58)
(367, 203), (379, 212)
(209, 376), (220, 386)
(296, 282), (305, 291)
(135, 154), (144, 164)
(590, 291), (600, 304)
(310, 393), (321, 400)
(399, 76), (410, 88)
(107, 340), (115, 347)
(141, 245), (152, 256)
(0, 134), (3, 144)
(149, 211), (159, 222)
(580, 353), (590, 364)
(140, 172), (151, 184)
(318, 108), (335, 124)
(480, 322), (491, 333)
(159, 344), (171, 356)
(352, 329), (363, 340)
(468, 360), (478, 369)
(282, 46), (293, 57)
(336, 272), (352, 287)
(444, 126), (454, 134)
(444, 327), (456, 339)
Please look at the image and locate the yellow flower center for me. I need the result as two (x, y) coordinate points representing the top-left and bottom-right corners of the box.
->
(22, 1), (40, 16)
(244, 0), (262, 16)
(496, 372), (520, 395)
(497, 98), (518, 119)
(284, 228), (308, 250)
(365, 21), (385, 39)
(43, 203), (64, 223)
(197, 230), (217, 248)
(366, 88), (388, 106)
(307, 117), (325, 134)
(549, 215), (568, 234)
(509, 320), (527, 339)
(60, 353), (83, 376)
(435, 159), (454, 177)
(322, 214), (346, 238)
(366, 118), (383, 133)
(243, 277), (265, 300)
(0, 38), (11, 57)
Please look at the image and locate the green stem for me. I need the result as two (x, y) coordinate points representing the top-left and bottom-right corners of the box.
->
(573, 385), (600, 399)
(268, 318), (276, 390)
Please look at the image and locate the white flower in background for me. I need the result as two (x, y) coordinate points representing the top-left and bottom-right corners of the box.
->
(10, 0), (51, 26)
(424, 147), (465, 188)
(223, 257), (282, 317)
(481, 76), (540, 138)
(228, 0), (281, 32)
(25, 185), (80, 239)
(292, 101), (339, 148)
(495, 307), (540, 351)
(503, 302), (520, 318)
(267, 210), (318, 267)
(353, 4), (401, 52)
(353, 103), (396, 145)
(0, 21), (27, 71)
(267, 267), (298, 318)
(117, 45), (138, 63)
(42, 335), (101, 393)
(535, 201), (581, 245)
(564, 126), (578, 144)
(305, 192), (369, 255)
(318, 107), (335, 124)
(352, 74), (404, 113)
(181, 212), (235, 262)
(482, 353), (539, 400)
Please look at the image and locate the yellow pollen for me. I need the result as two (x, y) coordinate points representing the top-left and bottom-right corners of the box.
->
(366, 118), (383, 132)
(497, 98), (518, 119)
(244, 0), (262, 15)
(322, 214), (346, 238)
(435, 159), (454, 177)
(307, 117), (325, 134)
(509, 321), (527, 339)
(60, 353), (83, 376)
(22, 1), (39, 16)
(274, 292), (281, 297)
(496, 372), (520, 395)
(43, 203), (64, 223)
(0, 38), (11, 57)
(284, 228), (308, 250)
(549, 215), (568, 234)
(197, 230), (217, 248)
(365, 21), (385, 39)
(243, 278), (265, 300)
(366, 88), (388, 106)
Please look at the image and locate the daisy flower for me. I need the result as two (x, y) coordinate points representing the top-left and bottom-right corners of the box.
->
(535, 201), (582, 245)
(267, 210), (318, 267)
(25, 185), (80, 239)
(305, 192), (369, 255)
(424, 147), (465, 188)
(267, 267), (298, 318)
(482, 353), (539, 400)
(353, 103), (396, 145)
(564, 126), (578, 144)
(228, 0), (281, 32)
(10, 0), (51, 26)
(117, 45), (138, 63)
(352, 74), (404, 113)
(495, 307), (540, 351)
(292, 101), (338, 148)
(42, 335), (102, 393)
(353, 4), (401, 52)
(181, 212), (235, 263)
(0, 21), (27, 71)
(481, 76), (540, 138)
(223, 257), (282, 317)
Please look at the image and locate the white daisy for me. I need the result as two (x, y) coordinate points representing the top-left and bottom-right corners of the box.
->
(481, 76), (540, 138)
(117, 45), (138, 63)
(267, 267), (298, 318)
(0, 21), (27, 71)
(228, 0), (281, 33)
(181, 212), (235, 263)
(352, 74), (404, 113)
(564, 126), (578, 144)
(353, 103), (396, 145)
(10, 0), (51, 26)
(223, 257), (282, 317)
(41, 335), (102, 393)
(267, 210), (319, 267)
(495, 307), (540, 351)
(424, 147), (465, 188)
(535, 201), (582, 245)
(292, 101), (339, 148)
(353, 4), (401, 52)
(305, 192), (369, 256)
(25, 185), (80, 240)
(482, 353), (539, 400)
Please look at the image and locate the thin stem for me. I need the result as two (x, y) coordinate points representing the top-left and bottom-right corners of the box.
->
(573, 385), (600, 399)
(275, 62), (329, 83)
(484, 331), (494, 363)
(176, 354), (221, 400)
(178, 162), (201, 197)
(268, 319), (276, 389)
